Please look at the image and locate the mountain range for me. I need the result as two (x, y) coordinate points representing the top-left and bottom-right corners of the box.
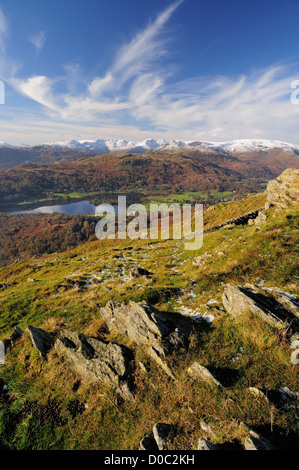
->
(1, 137), (299, 153)
(46, 137), (299, 155)
(0, 138), (299, 170)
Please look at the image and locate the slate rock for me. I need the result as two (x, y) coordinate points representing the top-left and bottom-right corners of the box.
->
(254, 211), (267, 226)
(100, 301), (192, 378)
(139, 433), (159, 451)
(266, 169), (299, 209)
(222, 284), (299, 335)
(244, 434), (275, 451)
(27, 325), (55, 357)
(153, 423), (173, 450)
(0, 327), (25, 364)
(55, 330), (135, 400)
(241, 423), (276, 450)
(187, 362), (223, 388)
(198, 438), (219, 450)
(10, 327), (24, 345)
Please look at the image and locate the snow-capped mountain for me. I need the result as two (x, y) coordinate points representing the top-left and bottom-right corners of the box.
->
(0, 141), (13, 148)
(1, 137), (299, 170)
(200, 139), (299, 154)
(44, 138), (168, 153)
(42, 138), (299, 155)
(2, 137), (299, 154)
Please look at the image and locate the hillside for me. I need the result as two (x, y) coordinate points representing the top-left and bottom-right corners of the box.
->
(0, 193), (267, 267)
(0, 150), (283, 206)
(0, 145), (93, 169)
(0, 213), (98, 267)
(0, 170), (298, 450)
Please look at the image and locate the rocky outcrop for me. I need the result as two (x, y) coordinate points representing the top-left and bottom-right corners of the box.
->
(198, 421), (276, 450)
(198, 438), (219, 450)
(203, 170), (299, 234)
(0, 327), (24, 361)
(266, 168), (299, 208)
(153, 423), (173, 450)
(187, 362), (223, 388)
(248, 387), (269, 401)
(222, 284), (299, 335)
(27, 326), (55, 357)
(55, 330), (134, 401)
(139, 433), (159, 450)
(253, 386), (299, 410)
(253, 210), (267, 226)
(268, 290), (299, 321)
(140, 423), (173, 450)
(100, 301), (193, 378)
(244, 431), (276, 451)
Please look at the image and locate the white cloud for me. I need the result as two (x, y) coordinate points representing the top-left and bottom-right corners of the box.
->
(13, 75), (61, 112)
(0, 6), (8, 51)
(29, 30), (46, 54)
(12, 0), (183, 122)
(129, 73), (163, 107)
(109, 0), (184, 85)
(134, 65), (299, 142)
(88, 0), (183, 98)
(88, 74), (114, 98)
(1, 1), (299, 145)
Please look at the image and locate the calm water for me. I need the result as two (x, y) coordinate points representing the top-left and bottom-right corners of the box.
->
(11, 200), (119, 216)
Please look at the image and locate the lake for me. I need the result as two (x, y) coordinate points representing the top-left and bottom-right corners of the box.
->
(11, 200), (120, 216)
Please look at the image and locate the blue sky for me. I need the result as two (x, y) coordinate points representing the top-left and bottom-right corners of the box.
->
(0, 0), (299, 144)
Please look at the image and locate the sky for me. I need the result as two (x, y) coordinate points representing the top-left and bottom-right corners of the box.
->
(1, 0), (299, 145)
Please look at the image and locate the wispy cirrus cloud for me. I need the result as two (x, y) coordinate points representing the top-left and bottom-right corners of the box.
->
(0, 5), (8, 52)
(28, 30), (46, 54)
(130, 65), (298, 139)
(12, 0), (184, 120)
(0, 6), (20, 80)
(1, 1), (299, 144)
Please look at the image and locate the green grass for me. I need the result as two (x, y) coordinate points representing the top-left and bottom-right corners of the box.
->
(144, 190), (235, 208)
(0, 195), (298, 450)
(52, 191), (99, 199)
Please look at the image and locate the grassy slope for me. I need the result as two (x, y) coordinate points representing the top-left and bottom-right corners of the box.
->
(0, 194), (298, 450)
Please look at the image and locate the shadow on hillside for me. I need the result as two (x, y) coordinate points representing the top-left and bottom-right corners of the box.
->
(207, 366), (242, 387)
(252, 424), (299, 450)
(143, 287), (182, 304)
(0, 440), (10, 450)
(215, 440), (244, 450)
(239, 287), (299, 332)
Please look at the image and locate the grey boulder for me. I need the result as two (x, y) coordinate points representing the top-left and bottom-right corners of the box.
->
(100, 301), (192, 378)
(222, 284), (299, 335)
(198, 438), (219, 450)
(55, 330), (134, 401)
(187, 362), (223, 388)
(153, 423), (173, 450)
